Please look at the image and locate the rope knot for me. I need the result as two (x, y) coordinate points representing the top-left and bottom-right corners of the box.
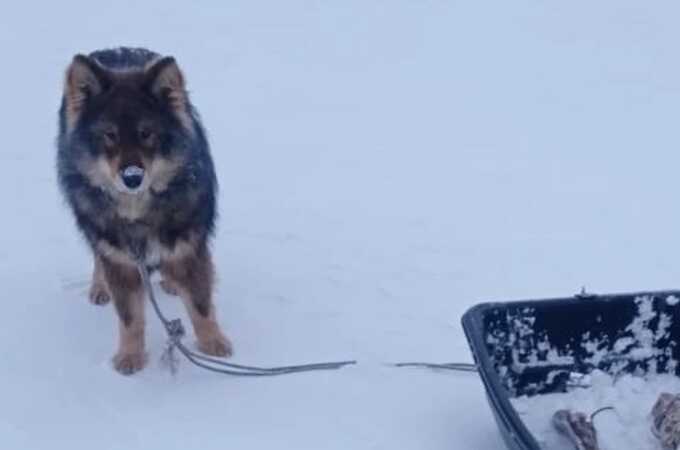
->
(167, 318), (186, 342)
(161, 318), (185, 375)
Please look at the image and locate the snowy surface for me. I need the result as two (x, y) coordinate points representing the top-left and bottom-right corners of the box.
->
(512, 371), (680, 450)
(2, 1), (680, 449)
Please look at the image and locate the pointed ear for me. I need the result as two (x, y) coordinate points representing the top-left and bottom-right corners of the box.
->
(63, 55), (109, 131)
(144, 57), (193, 131)
(145, 57), (185, 95)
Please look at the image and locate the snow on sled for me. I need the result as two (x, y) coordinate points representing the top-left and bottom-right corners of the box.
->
(462, 290), (680, 450)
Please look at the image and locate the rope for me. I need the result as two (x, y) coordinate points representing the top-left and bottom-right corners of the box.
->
(137, 263), (357, 376)
(391, 362), (478, 372)
(590, 406), (615, 423)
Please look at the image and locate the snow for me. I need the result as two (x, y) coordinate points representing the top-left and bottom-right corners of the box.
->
(122, 166), (144, 177)
(512, 371), (680, 450)
(2, 1), (680, 449)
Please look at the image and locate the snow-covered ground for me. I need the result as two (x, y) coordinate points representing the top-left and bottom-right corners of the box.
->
(2, 1), (680, 449)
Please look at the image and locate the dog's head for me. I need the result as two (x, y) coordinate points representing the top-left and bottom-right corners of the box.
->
(61, 54), (194, 195)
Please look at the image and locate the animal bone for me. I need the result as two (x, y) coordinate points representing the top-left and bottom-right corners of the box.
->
(651, 393), (680, 450)
(552, 409), (600, 450)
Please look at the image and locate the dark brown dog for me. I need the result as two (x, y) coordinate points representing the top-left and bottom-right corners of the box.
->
(57, 47), (231, 374)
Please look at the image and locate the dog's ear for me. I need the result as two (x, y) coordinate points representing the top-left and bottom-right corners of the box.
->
(145, 57), (185, 100)
(144, 57), (192, 130)
(64, 55), (109, 131)
(144, 57), (193, 130)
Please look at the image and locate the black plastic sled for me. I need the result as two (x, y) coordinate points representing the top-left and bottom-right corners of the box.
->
(461, 289), (680, 450)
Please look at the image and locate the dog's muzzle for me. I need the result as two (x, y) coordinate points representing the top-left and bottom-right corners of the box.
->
(120, 165), (145, 190)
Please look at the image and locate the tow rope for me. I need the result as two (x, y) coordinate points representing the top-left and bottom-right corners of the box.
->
(137, 262), (476, 377)
(137, 263), (357, 376)
(391, 362), (477, 372)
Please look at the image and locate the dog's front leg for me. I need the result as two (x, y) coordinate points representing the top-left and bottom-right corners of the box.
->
(161, 248), (232, 357)
(100, 256), (147, 374)
(89, 254), (112, 305)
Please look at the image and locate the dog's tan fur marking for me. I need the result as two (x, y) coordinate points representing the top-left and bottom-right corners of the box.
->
(97, 241), (135, 267)
(89, 255), (111, 305)
(161, 247), (232, 357)
(99, 254), (147, 375)
(148, 155), (182, 192)
(77, 155), (115, 193)
(64, 56), (104, 132)
(146, 58), (194, 133)
(160, 279), (179, 296)
(99, 233), (232, 359)
(115, 191), (153, 221)
(76, 151), (183, 222)
(80, 153), (152, 220)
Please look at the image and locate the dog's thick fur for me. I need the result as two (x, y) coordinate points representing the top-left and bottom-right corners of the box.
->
(57, 47), (231, 374)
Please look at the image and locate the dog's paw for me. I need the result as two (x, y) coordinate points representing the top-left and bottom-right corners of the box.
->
(198, 333), (233, 358)
(159, 279), (178, 296)
(112, 351), (148, 375)
(89, 284), (111, 306)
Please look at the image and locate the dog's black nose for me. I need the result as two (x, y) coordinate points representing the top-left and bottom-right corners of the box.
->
(121, 166), (144, 189)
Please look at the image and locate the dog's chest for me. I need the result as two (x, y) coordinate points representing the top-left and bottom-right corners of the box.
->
(99, 229), (164, 269)
(115, 192), (152, 221)
(142, 238), (163, 268)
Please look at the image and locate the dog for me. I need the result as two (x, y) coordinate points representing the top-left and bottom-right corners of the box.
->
(57, 47), (232, 374)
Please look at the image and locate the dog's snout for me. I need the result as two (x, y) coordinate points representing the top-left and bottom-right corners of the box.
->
(120, 165), (145, 190)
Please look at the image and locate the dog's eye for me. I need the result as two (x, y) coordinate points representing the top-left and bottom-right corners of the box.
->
(139, 128), (154, 141)
(102, 130), (118, 145)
